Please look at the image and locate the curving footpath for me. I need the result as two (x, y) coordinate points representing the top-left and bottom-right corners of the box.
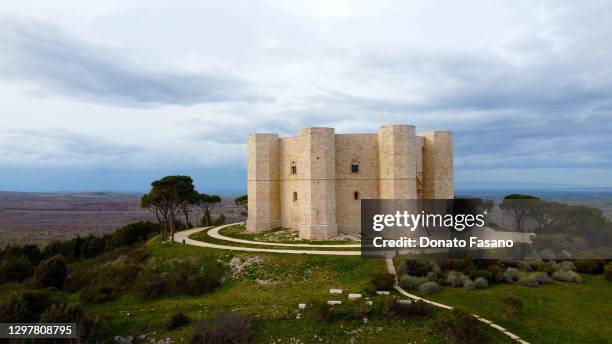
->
(176, 223), (529, 344)
(207, 222), (361, 248)
(175, 224), (360, 255)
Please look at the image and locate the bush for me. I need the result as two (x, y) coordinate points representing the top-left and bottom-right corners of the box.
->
(382, 297), (432, 317)
(80, 263), (141, 303)
(463, 279), (476, 290)
(554, 261), (576, 272)
(352, 299), (372, 319)
(134, 269), (166, 301)
(552, 270), (582, 283)
(502, 297), (523, 317)
(167, 311), (190, 330)
(533, 272), (552, 284)
(419, 281), (439, 294)
(434, 308), (487, 344)
(446, 271), (469, 287)
(399, 260), (432, 277)
(519, 275), (539, 287)
(35, 255), (67, 289)
(474, 277), (488, 289)
(0, 289), (53, 322)
(40, 303), (96, 342)
(0, 255), (34, 283)
(575, 259), (605, 274)
(604, 263), (612, 282)
(304, 300), (332, 322)
(370, 273), (395, 290)
(186, 271), (221, 296)
(484, 265), (504, 283)
(516, 259), (539, 271)
(165, 261), (225, 296)
(381, 296), (396, 316)
(504, 268), (520, 283)
(191, 312), (252, 344)
(399, 275), (427, 290)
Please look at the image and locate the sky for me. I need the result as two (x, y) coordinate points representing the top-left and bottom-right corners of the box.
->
(0, 0), (611, 192)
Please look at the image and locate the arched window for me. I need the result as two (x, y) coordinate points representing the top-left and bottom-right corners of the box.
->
(351, 161), (359, 173)
(293, 192), (298, 201)
(290, 161), (297, 174)
(354, 191), (359, 200)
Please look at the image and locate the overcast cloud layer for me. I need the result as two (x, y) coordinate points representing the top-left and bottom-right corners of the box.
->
(0, 0), (611, 191)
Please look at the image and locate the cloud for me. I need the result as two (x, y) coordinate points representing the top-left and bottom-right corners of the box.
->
(0, 16), (261, 107)
(0, 1), (611, 189)
(0, 129), (144, 168)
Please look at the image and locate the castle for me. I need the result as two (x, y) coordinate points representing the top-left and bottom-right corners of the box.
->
(246, 125), (453, 240)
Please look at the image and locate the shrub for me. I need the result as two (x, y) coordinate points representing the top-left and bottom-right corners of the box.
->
(370, 273), (395, 290)
(397, 300), (432, 317)
(399, 275), (426, 290)
(504, 268), (520, 283)
(426, 270), (440, 282)
(518, 275), (539, 287)
(463, 279), (476, 290)
(419, 281), (439, 294)
(167, 311), (190, 330)
(186, 271), (221, 295)
(502, 297), (523, 317)
(0, 255), (34, 283)
(305, 300), (332, 322)
(40, 303), (96, 342)
(134, 269), (165, 301)
(554, 261), (576, 272)
(434, 308), (487, 344)
(533, 272), (552, 284)
(552, 270), (582, 283)
(575, 259), (605, 274)
(35, 255), (67, 289)
(381, 296), (397, 316)
(446, 271), (469, 287)
(352, 299), (372, 318)
(165, 261), (225, 296)
(516, 259), (539, 271)
(535, 261), (556, 274)
(484, 265), (504, 283)
(0, 289), (53, 322)
(604, 263), (612, 282)
(400, 260), (432, 277)
(79, 263), (141, 303)
(191, 312), (252, 344)
(383, 297), (432, 317)
(474, 277), (488, 289)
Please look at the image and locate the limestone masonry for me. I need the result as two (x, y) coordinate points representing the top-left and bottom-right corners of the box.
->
(247, 125), (453, 240)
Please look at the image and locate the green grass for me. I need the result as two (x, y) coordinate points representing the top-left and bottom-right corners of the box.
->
(61, 239), (514, 343)
(415, 274), (612, 343)
(189, 227), (359, 251)
(219, 224), (359, 245)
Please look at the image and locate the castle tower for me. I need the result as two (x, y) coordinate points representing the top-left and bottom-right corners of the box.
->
(421, 131), (454, 199)
(246, 133), (280, 232)
(298, 128), (338, 239)
(378, 125), (418, 199)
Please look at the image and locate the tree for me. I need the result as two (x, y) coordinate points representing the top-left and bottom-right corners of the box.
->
(0, 255), (34, 283)
(529, 200), (563, 233)
(35, 255), (67, 289)
(181, 190), (200, 229)
(499, 194), (539, 231)
(197, 194), (222, 226)
(141, 191), (170, 239)
(235, 194), (248, 217)
(141, 176), (197, 242)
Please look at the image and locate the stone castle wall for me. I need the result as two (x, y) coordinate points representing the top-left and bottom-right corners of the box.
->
(247, 125), (453, 239)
